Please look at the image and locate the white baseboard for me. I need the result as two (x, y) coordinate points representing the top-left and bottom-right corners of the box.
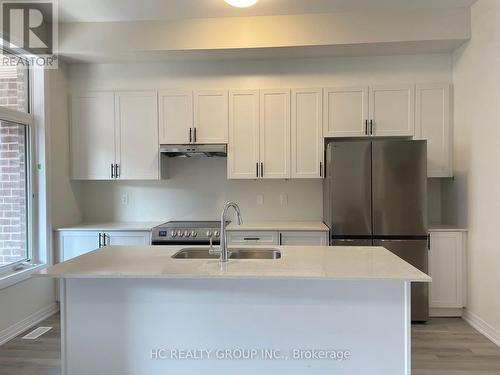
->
(463, 309), (500, 347)
(0, 303), (59, 346)
(429, 307), (463, 317)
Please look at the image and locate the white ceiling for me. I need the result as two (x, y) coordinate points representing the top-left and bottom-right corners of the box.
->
(59, 0), (477, 23)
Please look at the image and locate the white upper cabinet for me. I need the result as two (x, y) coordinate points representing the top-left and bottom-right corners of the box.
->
(260, 89), (291, 179)
(194, 90), (228, 144)
(158, 89), (228, 145)
(323, 87), (368, 137)
(71, 91), (159, 180)
(369, 84), (415, 137)
(292, 88), (324, 178)
(228, 90), (260, 179)
(415, 84), (452, 178)
(158, 90), (193, 144)
(115, 91), (159, 180)
(71, 92), (115, 180)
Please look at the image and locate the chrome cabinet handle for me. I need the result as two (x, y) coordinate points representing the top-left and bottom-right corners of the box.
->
(194, 128), (197, 143)
(365, 120), (369, 135)
(189, 128), (192, 143)
(244, 237), (260, 241)
(111, 164), (115, 179)
(260, 162), (264, 178)
(98, 233), (102, 248)
(370, 120), (374, 135)
(256, 162), (259, 178)
(115, 164), (120, 178)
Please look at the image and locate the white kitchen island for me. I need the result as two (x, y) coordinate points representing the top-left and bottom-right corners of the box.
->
(38, 245), (430, 375)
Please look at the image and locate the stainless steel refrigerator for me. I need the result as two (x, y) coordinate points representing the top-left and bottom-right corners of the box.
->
(323, 139), (429, 322)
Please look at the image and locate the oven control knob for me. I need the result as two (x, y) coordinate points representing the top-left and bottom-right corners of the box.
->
(214, 230), (220, 237)
(178, 230), (184, 237)
(171, 231), (177, 237)
(184, 230), (190, 237)
(191, 231), (197, 237)
(206, 231), (212, 237)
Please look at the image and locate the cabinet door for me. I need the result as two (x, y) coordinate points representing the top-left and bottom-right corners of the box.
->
(279, 231), (328, 246)
(260, 89), (291, 179)
(115, 91), (159, 180)
(416, 84), (452, 178)
(71, 92), (115, 180)
(194, 90), (228, 144)
(291, 88), (323, 179)
(57, 231), (100, 262)
(369, 84), (415, 137)
(227, 231), (279, 246)
(105, 231), (151, 246)
(158, 90), (193, 144)
(228, 90), (260, 179)
(323, 87), (369, 137)
(429, 232), (465, 309)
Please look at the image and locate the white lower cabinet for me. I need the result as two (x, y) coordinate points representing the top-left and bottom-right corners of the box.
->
(56, 231), (100, 262)
(429, 231), (467, 317)
(56, 230), (151, 262)
(227, 231), (279, 246)
(279, 231), (329, 246)
(105, 231), (151, 246)
(227, 231), (328, 246)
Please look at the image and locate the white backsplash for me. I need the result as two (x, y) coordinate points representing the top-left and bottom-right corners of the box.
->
(79, 157), (323, 222)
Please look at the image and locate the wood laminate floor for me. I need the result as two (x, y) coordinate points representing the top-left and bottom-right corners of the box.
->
(0, 315), (499, 374)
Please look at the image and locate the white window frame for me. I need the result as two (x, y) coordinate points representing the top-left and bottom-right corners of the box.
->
(0, 66), (50, 289)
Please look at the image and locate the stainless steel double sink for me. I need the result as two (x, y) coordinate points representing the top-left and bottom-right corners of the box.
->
(172, 247), (281, 260)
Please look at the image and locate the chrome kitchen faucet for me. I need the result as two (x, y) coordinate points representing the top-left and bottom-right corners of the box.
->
(210, 202), (243, 262)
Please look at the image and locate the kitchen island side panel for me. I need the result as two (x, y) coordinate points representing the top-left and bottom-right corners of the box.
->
(61, 278), (411, 375)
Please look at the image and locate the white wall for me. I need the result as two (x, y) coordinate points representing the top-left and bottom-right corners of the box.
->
(68, 53), (452, 222)
(60, 8), (470, 62)
(445, 0), (500, 336)
(49, 62), (83, 228)
(0, 66), (77, 335)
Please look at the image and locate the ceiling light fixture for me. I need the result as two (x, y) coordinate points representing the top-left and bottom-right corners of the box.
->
(224, 0), (259, 8)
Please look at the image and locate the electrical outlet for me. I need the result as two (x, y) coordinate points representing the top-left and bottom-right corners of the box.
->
(257, 194), (264, 206)
(121, 193), (129, 206)
(280, 193), (288, 207)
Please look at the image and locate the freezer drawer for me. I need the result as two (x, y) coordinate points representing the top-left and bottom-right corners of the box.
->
(373, 239), (429, 322)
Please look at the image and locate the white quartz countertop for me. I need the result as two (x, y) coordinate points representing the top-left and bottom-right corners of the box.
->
(226, 221), (329, 231)
(37, 245), (430, 282)
(55, 222), (162, 231)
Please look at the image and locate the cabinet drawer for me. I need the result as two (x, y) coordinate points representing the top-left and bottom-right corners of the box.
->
(279, 231), (328, 246)
(227, 231), (279, 246)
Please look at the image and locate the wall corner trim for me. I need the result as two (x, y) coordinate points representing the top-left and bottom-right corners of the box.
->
(0, 303), (59, 346)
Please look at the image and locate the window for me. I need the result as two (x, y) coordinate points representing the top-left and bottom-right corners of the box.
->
(0, 64), (32, 270)
(0, 65), (29, 112)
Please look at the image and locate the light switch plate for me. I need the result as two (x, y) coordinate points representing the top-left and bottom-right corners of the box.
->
(121, 193), (129, 205)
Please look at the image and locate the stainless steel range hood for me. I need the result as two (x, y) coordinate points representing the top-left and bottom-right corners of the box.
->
(159, 144), (227, 158)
